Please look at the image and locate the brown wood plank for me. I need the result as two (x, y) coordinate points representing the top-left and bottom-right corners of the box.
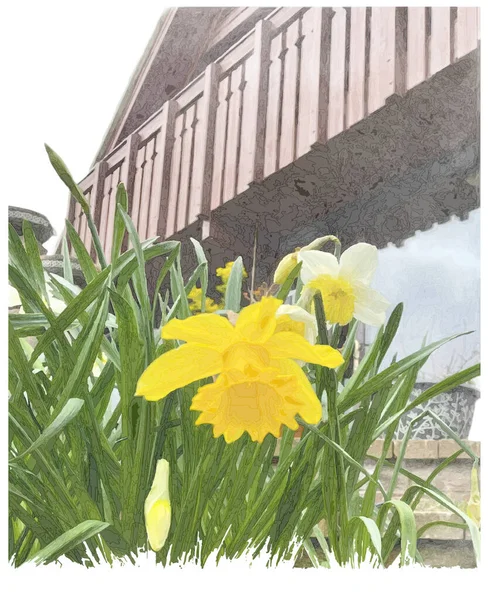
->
(210, 76), (230, 211)
(296, 8), (330, 154)
(279, 17), (300, 169)
(368, 7), (396, 114)
(429, 7), (451, 77)
(264, 32), (283, 178)
(347, 7), (367, 128)
(189, 63), (220, 221)
(407, 7), (426, 91)
(455, 7), (479, 60)
(176, 104), (196, 232)
(237, 19), (274, 190)
(222, 65), (244, 203)
(328, 7), (347, 139)
(147, 100), (177, 239)
(137, 136), (156, 241)
(165, 113), (184, 238)
(104, 165), (122, 259)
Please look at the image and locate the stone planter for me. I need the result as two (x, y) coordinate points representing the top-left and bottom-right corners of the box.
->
(42, 254), (87, 288)
(9, 206), (55, 252)
(395, 383), (479, 440)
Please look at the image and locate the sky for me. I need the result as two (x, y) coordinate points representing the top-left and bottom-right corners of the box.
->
(3, 1), (165, 253)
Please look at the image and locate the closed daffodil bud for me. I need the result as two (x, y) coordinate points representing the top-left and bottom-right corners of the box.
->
(273, 250), (300, 284)
(144, 459), (171, 552)
(467, 463), (480, 528)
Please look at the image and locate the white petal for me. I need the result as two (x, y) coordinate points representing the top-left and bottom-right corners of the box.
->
(339, 243), (378, 285)
(353, 282), (389, 327)
(298, 250), (339, 284)
(276, 304), (318, 345)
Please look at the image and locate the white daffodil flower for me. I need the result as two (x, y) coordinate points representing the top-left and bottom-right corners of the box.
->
(275, 304), (318, 345)
(298, 243), (389, 327)
(144, 459), (171, 552)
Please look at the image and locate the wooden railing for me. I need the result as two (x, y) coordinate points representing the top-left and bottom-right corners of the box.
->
(70, 7), (480, 260)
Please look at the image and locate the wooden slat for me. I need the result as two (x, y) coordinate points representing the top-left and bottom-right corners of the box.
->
(137, 136), (156, 241)
(347, 7), (367, 127)
(147, 100), (177, 239)
(368, 7), (396, 114)
(455, 7), (479, 61)
(223, 65), (244, 203)
(264, 32), (283, 178)
(429, 7), (451, 77)
(407, 7), (426, 91)
(130, 146), (145, 242)
(165, 113), (184, 237)
(210, 76), (230, 210)
(279, 17), (300, 168)
(104, 165), (122, 259)
(189, 63), (220, 221)
(118, 133), (140, 251)
(87, 161), (107, 260)
(297, 8), (330, 154)
(238, 19), (274, 190)
(328, 7), (347, 139)
(98, 172), (112, 258)
(176, 104), (196, 232)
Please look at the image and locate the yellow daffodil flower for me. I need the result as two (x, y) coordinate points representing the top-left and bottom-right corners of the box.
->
(273, 251), (300, 285)
(187, 286), (220, 313)
(216, 261), (248, 295)
(136, 297), (343, 442)
(298, 243), (389, 326)
(145, 459), (171, 552)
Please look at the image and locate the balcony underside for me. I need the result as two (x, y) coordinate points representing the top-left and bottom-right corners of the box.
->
(173, 51), (479, 291)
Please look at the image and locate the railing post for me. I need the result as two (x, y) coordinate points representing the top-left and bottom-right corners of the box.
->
(87, 160), (107, 260)
(240, 19), (274, 188)
(189, 63), (220, 223)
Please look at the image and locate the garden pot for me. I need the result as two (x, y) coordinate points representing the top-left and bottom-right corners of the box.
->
(42, 254), (87, 288)
(394, 383), (479, 440)
(8, 206), (55, 249)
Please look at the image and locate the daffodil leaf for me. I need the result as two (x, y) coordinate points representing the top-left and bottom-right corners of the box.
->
(224, 257), (244, 312)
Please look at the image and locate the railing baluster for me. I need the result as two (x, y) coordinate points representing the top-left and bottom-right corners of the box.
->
(148, 100), (177, 239)
(455, 7), (479, 62)
(346, 7), (367, 128)
(177, 104), (196, 232)
(189, 64), (220, 222)
(166, 113), (184, 238)
(407, 7), (427, 91)
(223, 65), (244, 203)
(297, 7), (330, 153)
(264, 32), (283, 178)
(238, 19), (273, 189)
(368, 7), (396, 114)
(328, 7), (347, 139)
(429, 7), (451, 77)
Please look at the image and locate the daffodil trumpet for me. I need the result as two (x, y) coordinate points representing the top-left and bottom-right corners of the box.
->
(137, 297), (344, 443)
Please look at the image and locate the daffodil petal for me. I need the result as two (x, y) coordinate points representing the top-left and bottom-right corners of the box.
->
(273, 359), (322, 423)
(339, 242), (378, 285)
(162, 313), (234, 349)
(298, 250), (339, 284)
(276, 304), (318, 344)
(136, 343), (223, 401)
(353, 282), (389, 327)
(264, 331), (344, 368)
(235, 296), (282, 343)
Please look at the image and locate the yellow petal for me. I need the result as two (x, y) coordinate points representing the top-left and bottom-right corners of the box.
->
(136, 343), (223, 401)
(264, 331), (344, 368)
(235, 297), (282, 343)
(162, 313), (234, 349)
(144, 459), (171, 552)
(272, 359), (322, 424)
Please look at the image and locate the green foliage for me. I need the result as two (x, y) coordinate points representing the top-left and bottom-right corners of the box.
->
(8, 150), (480, 568)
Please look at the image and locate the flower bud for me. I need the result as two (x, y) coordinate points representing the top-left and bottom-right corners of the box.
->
(273, 252), (299, 284)
(144, 459), (171, 552)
